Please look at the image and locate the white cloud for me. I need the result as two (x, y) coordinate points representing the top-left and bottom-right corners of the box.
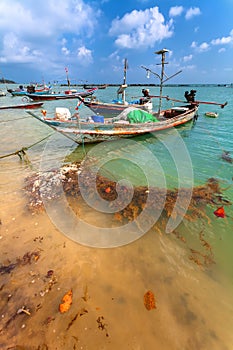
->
(211, 36), (232, 45)
(0, 0), (99, 68)
(108, 51), (120, 61)
(218, 48), (226, 53)
(185, 7), (201, 20)
(77, 46), (93, 65)
(169, 6), (184, 18)
(184, 64), (195, 70)
(183, 54), (193, 62)
(191, 41), (197, 49)
(109, 7), (174, 49)
(199, 42), (209, 51)
(191, 41), (209, 52)
(191, 28), (233, 57)
(62, 47), (70, 56)
(0, 32), (43, 63)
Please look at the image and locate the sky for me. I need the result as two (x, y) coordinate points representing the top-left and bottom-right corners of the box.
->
(0, 0), (233, 85)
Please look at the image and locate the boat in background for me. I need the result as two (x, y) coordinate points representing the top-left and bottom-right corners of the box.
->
(77, 59), (153, 118)
(0, 101), (44, 110)
(205, 111), (219, 118)
(84, 83), (108, 90)
(26, 88), (97, 101)
(7, 83), (52, 96)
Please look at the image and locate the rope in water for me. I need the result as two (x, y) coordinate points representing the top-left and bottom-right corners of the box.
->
(0, 133), (54, 160)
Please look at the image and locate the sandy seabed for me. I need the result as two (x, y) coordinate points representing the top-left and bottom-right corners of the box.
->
(1, 170), (233, 350)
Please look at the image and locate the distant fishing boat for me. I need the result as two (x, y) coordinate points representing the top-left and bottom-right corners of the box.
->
(26, 88), (97, 101)
(0, 101), (44, 110)
(84, 84), (108, 90)
(7, 83), (51, 96)
(205, 111), (219, 118)
(97, 84), (108, 89)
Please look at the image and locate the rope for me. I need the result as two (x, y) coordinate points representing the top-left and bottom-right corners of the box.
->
(0, 133), (53, 160)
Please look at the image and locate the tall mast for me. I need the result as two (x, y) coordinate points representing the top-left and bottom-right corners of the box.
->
(122, 58), (128, 103)
(123, 58), (128, 85)
(65, 67), (70, 91)
(155, 49), (168, 115)
(141, 48), (182, 115)
(117, 58), (128, 104)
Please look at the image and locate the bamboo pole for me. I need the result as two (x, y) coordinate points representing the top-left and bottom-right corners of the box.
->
(149, 95), (228, 108)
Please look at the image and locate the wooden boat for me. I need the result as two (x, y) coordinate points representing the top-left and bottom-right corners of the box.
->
(97, 84), (108, 89)
(84, 84), (108, 90)
(205, 111), (218, 118)
(27, 104), (198, 144)
(26, 88), (97, 101)
(77, 59), (153, 118)
(7, 83), (51, 96)
(0, 101), (44, 110)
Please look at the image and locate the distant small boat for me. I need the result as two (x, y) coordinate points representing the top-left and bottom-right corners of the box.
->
(84, 84), (108, 90)
(0, 101), (44, 110)
(205, 111), (218, 118)
(26, 88), (97, 101)
(98, 84), (108, 89)
(7, 83), (52, 96)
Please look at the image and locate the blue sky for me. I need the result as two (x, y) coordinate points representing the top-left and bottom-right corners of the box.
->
(0, 0), (233, 84)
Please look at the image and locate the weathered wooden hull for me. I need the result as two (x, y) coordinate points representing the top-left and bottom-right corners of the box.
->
(28, 105), (198, 144)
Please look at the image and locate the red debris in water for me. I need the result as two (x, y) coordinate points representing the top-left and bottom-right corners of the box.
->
(214, 206), (225, 218)
(105, 187), (111, 193)
(144, 290), (156, 310)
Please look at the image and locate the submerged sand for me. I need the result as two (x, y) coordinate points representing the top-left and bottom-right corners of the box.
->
(1, 162), (233, 350)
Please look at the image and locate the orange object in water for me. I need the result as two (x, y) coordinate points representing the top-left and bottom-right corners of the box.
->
(144, 290), (156, 310)
(59, 289), (73, 313)
(214, 206), (225, 218)
(41, 109), (47, 116)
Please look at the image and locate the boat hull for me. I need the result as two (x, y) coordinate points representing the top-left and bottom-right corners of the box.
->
(28, 105), (198, 144)
(26, 89), (96, 101)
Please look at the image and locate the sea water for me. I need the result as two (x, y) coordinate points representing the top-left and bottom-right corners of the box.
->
(0, 84), (233, 349)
